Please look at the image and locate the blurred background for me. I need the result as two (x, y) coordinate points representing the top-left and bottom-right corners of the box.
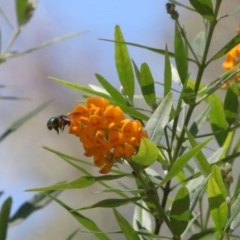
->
(0, 1), (239, 239)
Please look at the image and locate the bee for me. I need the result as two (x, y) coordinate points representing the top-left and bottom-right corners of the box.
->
(47, 115), (71, 134)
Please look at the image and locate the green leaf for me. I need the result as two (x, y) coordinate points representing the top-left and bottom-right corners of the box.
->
(227, 192), (240, 231)
(131, 138), (158, 168)
(95, 73), (126, 105)
(114, 25), (134, 101)
(164, 47), (172, 97)
(46, 193), (110, 240)
(186, 130), (211, 176)
(76, 197), (141, 211)
(189, 0), (214, 20)
(116, 103), (148, 121)
(208, 93), (228, 146)
(211, 35), (240, 61)
(133, 200), (152, 233)
(100, 39), (197, 64)
(192, 31), (206, 59)
(207, 174), (228, 233)
(70, 213), (109, 240)
(15, 0), (36, 27)
(0, 96), (28, 100)
(94, 188), (143, 195)
(160, 138), (211, 186)
(10, 191), (60, 224)
(189, 104), (211, 136)
(170, 187), (190, 236)
(113, 209), (141, 240)
(187, 229), (215, 240)
(43, 147), (131, 200)
(174, 23), (188, 85)
(49, 77), (148, 121)
(189, 176), (209, 212)
(211, 165), (228, 198)
(145, 92), (172, 145)
(182, 86), (196, 105)
(224, 84), (238, 125)
(138, 63), (157, 108)
(5, 32), (86, 61)
(49, 77), (110, 98)
(0, 197), (12, 240)
(132, 59), (140, 82)
(0, 100), (52, 142)
(234, 169), (240, 195)
(27, 175), (128, 192)
(66, 229), (79, 240)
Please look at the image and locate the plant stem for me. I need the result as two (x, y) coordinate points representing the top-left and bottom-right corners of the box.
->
(173, 0), (222, 161)
(131, 164), (174, 235)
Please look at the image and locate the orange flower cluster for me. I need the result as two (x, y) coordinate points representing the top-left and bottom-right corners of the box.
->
(66, 97), (147, 174)
(222, 43), (240, 89)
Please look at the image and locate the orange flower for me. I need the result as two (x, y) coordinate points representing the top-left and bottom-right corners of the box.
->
(222, 44), (240, 89)
(66, 97), (147, 174)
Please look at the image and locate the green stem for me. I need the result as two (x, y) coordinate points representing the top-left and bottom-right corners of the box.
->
(173, 1), (222, 161)
(4, 28), (21, 54)
(131, 164), (174, 235)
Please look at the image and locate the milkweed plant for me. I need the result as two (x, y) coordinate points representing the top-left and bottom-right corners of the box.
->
(28, 1), (240, 239)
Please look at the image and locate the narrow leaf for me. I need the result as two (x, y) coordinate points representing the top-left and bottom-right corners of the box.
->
(207, 175), (228, 233)
(170, 187), (190, 236)
(66, 229), (79, 240)
(0, 100), (52, 142)
(0, 197), (12, 240)
(164, 47), (172, 96)
(77, 197), (141, 211)
(5, 32), (86, 60)
(27, 175), (128, 192)
(187, 229), (215, 240)
(132, 59), (140, 83)
(49, 77), (110, 98)
(133, 200), (152, 233)
(211, 165), (227, 198)
(189, 0), (214, 20)
(192, 31), (206, 59)
(145, 92), (172, 144)
(49, 77), (148, 121)
(9, 191), (60, 225)
(139, 63), (157, 108)
(188, 176), (209, 212)
(114, 25), (134, 101)
(95, 73), (126, 104)
(234, 169), (240, 195)
(208, 94), (228, 146)
(182, 86), (196, 105)
(0, 96), (29, 101)
(186, 130), (211, 176)
(46, 193), (110, 240)
(224, 84), (238, 125)
(113, 209), (141, 240)
(15, 0), (36, 26)
(211, 35), (240, 61)
(189, 104), (211, 136)
(100, 39), (196, 64)
(227, 192), (240, 231)
(160, 138), (211, 186)
(174, 23), (188, 85)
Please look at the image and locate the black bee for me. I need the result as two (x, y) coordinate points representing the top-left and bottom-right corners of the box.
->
(47, 115), (71, 134)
